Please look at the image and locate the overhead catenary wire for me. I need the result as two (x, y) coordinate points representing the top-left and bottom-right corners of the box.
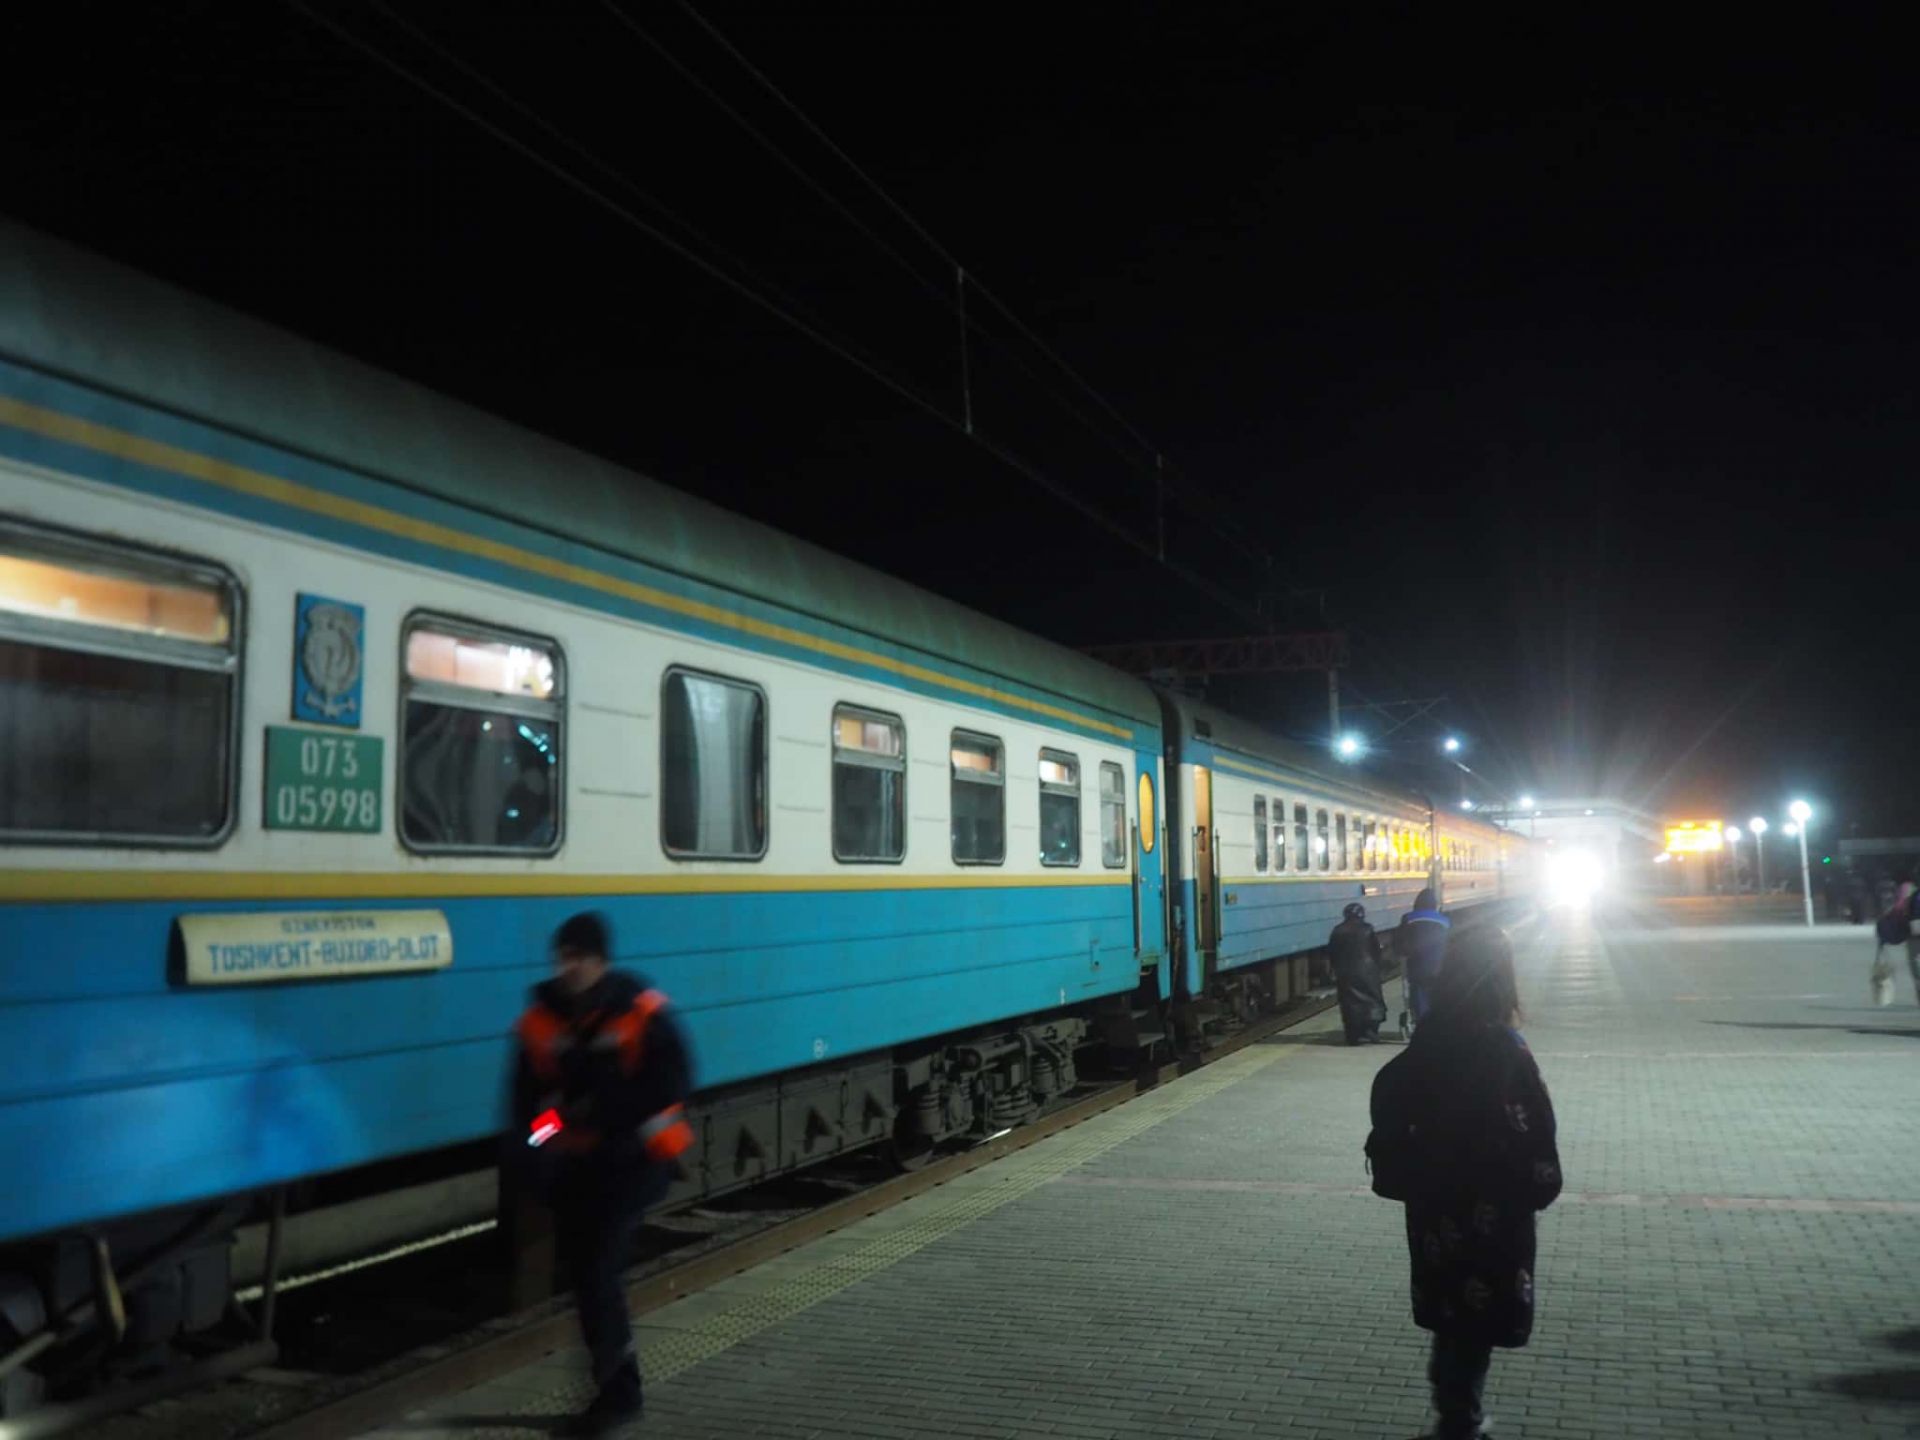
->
(360, 0), (897, 378)
(281, 0), (1264, 624)
(608, 0), (1274, 569)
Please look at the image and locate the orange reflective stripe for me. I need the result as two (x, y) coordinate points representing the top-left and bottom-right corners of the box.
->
(641, 1103), (694, 1161)
(614, 989), (672, 1075)
(516, 1005), (565, 1080)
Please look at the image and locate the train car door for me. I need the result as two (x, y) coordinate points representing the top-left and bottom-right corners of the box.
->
(1192, 765), (1220, 961)
(1132, 753), (1169, 998)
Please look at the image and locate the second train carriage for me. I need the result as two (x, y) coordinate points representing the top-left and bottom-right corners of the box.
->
(1156, 692), (1531, 1028)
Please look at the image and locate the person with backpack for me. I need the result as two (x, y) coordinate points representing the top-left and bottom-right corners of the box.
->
(512, 912), (696, 1436)
(1328, 901), (1390, 1044)
(1398, 887), (1451, 1024)
(1366, 925), (1562, 1440)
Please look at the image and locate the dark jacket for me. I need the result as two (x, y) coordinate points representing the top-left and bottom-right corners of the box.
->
(1398, 906), (1451, 1008)
(1371, 1021), (1562, 1346)
(1327, 915), (1384, 974)
(512, 968), (693, 1169)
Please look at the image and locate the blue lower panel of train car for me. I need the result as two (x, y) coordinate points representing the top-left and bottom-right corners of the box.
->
(0, 880), (1136, 1244)
(1204, 876), (1431, 974)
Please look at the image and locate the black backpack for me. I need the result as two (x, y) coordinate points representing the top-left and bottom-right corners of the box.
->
(1877, 906), (1910, 947)
(1364, 1048), (1427, 1201)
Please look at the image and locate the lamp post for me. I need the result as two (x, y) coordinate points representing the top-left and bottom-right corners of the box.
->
(1789, 801), (1813, 925)
(1748, 816), (1768, 893)
(1723, 826), (1743, 895)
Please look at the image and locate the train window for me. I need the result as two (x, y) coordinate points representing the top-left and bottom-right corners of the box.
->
(1314, 808), (1330, 871)
(1099, 762), (1127, 868)
(1252, 795), (1268, 871)
(951, 730), (1004, 864)
(831, 704), (904, 863)
(1272, 795), (1287, 872)
(0, 523), (238, 844)
(1038, 749), (1081, 866)
(1294, 802), (1309, 872)
(1360, 820), (1374, 871)
(658, 667), (765, 860)
(1335, 813), (1349, 870)
(402, 616), (563, 854)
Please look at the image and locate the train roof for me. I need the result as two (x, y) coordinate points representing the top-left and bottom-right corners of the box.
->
(0, 220), (1159, 730)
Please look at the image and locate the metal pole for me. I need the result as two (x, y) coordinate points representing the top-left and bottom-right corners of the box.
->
(1797, 825), (1813, 926)
(1327, 668), (1339, 748)
(1754, 832), (1765, 893)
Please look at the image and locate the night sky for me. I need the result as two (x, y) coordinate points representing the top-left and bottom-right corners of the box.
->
(5, 4), (1914, 836)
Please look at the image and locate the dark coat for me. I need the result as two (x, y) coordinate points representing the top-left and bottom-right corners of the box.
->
(1372, 1021), (1562, 1346)
(1327, 916), (1387, 1037)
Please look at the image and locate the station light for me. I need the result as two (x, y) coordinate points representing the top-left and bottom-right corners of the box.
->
(1335, 733), (1363, 760)
(1724, 825), (1741, 842)
(1443, 736), (1461, 753)
(1459, 798), (1474, 810)
(1786, 802), (1815, 926)
(1517, 794), (1534, 809)
(1782, 822), (1798, 837)
(1748, 816), (1768, 835)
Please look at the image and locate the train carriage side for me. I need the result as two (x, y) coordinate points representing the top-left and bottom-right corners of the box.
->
(1433, 809), (1535, 915)
(1157, 693), (1434, 1025)
(0, 221), (1173, 1391)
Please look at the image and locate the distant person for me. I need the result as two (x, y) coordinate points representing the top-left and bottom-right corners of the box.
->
(1328, 902), (1389, 1044)
(512, 913), (695, 1436)
(1399, 887), (1450, 1023)
(1366, 926), (1562, 1440)
(1875, 879), (1919, 1007)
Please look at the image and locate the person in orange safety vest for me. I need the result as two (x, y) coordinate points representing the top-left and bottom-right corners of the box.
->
(512, 911), (693, 1436)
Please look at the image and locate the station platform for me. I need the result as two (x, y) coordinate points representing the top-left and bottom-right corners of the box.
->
(370, 898), (1920, 1439)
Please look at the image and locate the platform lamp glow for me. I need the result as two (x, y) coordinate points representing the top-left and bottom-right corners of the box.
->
(1336, 733), (1362, 761)
(1789, 800), (1814, 925)
(1724, 826), (1743, 894)
(1748, 816), (1768, 892)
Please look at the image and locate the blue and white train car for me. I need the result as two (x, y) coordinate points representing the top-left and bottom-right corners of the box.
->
(0, 221), (1174, 1384)
(1158, 694), (1530, 1024)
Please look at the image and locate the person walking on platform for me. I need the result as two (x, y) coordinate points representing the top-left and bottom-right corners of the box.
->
(1874, 879), (1919, 1007)
(512, 912), (695, 1436)
(1329, 902), (1389, 1044)
(1366, 926), (1562, 1440)
(1398, 887), (1451, 1024)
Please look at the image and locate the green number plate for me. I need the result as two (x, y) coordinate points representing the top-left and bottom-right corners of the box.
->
(264, 726), (384, 833)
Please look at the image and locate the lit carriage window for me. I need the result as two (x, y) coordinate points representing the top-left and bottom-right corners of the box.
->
(1362, 820), (1376, 871)
(660, 668), (766, 860)
(0, 523), (238, 844)
(401, 616), (562, 854)
(1293, 802), (1309, 873)
(951, 730), (1004, 865)
(1272, 796), (1286, 872)
(1100, 761), (1127, 869)
(1335, 813), (1348, 871)
(1315, 807), (1330, 871)
(1252, 795), (1268, 872)
(1038, 749), (1081, 867)
(832, 704), (904, 863)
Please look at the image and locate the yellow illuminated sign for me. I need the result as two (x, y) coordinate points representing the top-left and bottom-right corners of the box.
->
(1665, 821), (1724, 854)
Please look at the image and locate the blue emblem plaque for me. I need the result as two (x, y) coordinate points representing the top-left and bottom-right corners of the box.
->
(292, 594), (365, 727)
